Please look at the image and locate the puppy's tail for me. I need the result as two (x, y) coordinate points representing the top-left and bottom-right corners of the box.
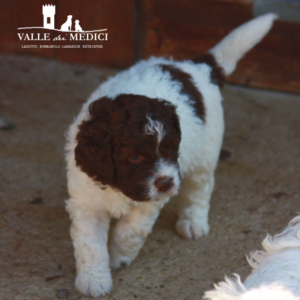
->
(209, 13), (278, 76)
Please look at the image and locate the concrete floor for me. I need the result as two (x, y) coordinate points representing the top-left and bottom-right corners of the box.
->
(0, 54), (299, 300)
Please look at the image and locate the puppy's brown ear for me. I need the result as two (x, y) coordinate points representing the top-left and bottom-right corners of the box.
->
(160, 100), (181, 138)
(75, 97), (115, 185)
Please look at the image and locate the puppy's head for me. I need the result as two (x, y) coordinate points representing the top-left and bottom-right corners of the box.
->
(75, 94), (181, 201)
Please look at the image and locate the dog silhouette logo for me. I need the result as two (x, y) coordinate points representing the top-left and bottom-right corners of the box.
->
(75, 20), (83, 32)
(18, 4), (105, 33)
(61, 15), (73, 31)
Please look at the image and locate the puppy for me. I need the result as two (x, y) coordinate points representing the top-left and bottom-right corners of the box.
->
(61, 15), (72, 31)
(205, 216), (300, 300)
(65, 14), (277, 297)
(75, 20), (83, 32)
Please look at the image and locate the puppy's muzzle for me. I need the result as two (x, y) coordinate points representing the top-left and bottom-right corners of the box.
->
(155, 176), (173, 193)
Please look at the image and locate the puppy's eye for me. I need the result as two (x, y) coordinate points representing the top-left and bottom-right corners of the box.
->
(128, 155), (144, 164)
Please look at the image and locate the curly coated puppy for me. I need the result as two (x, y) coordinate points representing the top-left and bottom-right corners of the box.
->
(65, 14), (277, 297)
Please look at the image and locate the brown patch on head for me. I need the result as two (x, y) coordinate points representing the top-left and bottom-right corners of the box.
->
(193, 53), (225, 88)
(160, 64), (205, 122)
(75, 97), (115, 185)
(75, 94), (181, 201)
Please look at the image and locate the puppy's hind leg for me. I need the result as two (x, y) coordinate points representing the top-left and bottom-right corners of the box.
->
(109, 201), (165, 270)
(176, 169), (214, 240)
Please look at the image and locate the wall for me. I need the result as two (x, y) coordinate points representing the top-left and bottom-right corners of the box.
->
(1, 0), (299, 93)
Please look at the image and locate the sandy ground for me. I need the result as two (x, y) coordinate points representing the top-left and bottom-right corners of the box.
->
(0, 54), (299, 300)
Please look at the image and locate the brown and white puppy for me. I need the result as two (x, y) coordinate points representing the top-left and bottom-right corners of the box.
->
(65, 14), (277, 297)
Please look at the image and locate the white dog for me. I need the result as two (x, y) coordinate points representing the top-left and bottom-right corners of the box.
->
(75, 20), (83, 32)
(61, 15), (72, 31)
(65, 14), (277, 297)
(205, 216), (300, 300)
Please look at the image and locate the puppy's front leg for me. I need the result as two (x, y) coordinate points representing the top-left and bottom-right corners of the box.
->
(176, 170), (214, 240)
(109, 201), (163, 270)
(68, 202), (112, 297)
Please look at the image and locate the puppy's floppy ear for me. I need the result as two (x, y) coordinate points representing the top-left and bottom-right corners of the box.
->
(75, 97), (115, 185)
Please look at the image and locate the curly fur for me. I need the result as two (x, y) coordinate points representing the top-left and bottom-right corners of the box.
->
(205, 216), (300, 300)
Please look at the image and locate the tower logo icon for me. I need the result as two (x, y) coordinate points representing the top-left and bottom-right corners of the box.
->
(42, 4), (56, 30)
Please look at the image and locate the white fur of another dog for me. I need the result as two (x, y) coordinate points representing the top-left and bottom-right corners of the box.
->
(205, 216), (300, 300)
(61, 15), (72, 31)
(65, 14), (277, 297)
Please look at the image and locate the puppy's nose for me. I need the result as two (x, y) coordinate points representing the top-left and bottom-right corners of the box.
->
(155, 176), (173, 192)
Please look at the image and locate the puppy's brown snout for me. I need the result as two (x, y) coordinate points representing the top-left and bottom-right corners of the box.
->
(155, 176), (173, 192)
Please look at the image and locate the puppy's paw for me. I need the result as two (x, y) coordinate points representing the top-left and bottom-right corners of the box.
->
(75, 270), (112, 297)
(176, 218), (209, 240)
(110, 255), (132, 271)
